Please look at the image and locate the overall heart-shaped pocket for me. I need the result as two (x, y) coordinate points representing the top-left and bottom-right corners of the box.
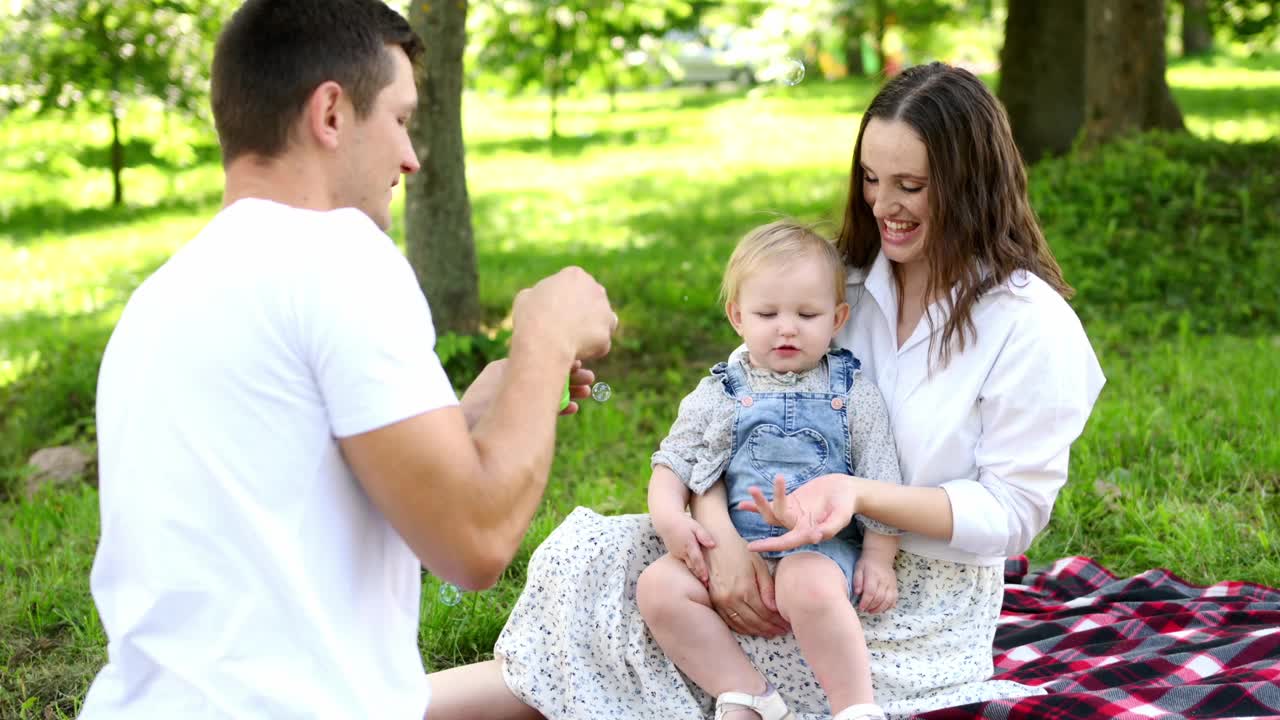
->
(746, 424), (829, 492)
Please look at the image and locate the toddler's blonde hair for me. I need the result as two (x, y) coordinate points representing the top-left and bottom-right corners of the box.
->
(720, 220), (847, 306)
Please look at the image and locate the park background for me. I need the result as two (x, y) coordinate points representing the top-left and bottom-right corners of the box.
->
(1, 0), (1278, 716)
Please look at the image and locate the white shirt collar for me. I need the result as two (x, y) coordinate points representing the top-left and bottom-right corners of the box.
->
(846, 252), (1039, 309)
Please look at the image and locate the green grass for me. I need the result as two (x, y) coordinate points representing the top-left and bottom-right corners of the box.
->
(3, 57), (1280, 717)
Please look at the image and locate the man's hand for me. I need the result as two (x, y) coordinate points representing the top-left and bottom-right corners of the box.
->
(560, 362), (597, 416)
(652, 512), (716, 584)
(460, 360), (597, 427)
(511, 267), (616, 365)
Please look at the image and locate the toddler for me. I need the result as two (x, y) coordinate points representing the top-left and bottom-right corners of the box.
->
(637, 220), (902, 720)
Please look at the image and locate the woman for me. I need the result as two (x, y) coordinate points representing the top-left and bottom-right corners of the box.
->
(426, 62), (1105, 720)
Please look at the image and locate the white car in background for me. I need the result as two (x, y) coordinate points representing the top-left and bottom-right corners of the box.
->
(658, 28), (764, 87)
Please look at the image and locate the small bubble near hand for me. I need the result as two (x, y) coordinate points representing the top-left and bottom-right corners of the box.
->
(591, 382), (612, 402)
(439, 583), (463, 606)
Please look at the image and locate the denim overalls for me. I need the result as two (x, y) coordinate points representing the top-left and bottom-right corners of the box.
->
(716, 348), (863, 595)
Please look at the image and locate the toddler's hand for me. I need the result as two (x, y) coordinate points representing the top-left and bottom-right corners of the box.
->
(654, 513), (717, 585)
(853, 555), (898, 614)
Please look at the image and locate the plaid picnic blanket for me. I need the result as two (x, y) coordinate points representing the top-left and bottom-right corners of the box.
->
(919, 556), (1280, 720)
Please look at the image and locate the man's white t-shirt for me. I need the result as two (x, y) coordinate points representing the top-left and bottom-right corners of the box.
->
(81, 198), (457, 719)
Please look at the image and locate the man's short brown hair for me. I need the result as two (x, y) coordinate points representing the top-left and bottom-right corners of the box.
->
(211, 0), (423, 164)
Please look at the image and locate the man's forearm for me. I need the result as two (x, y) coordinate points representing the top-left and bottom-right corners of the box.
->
(463, 333), (574, 579)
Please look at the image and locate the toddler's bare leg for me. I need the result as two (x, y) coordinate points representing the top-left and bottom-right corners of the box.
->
(774, 553), (873, 714)
(637, 554), (769, 716)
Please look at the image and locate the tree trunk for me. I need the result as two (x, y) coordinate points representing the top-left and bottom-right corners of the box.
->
(406, 0), (481, 335)
(873, 0), (888, 75)
(110, 100), (124, 207)
(997, 0), (1086, 164)
(550, 79), (560, 142)
(1084, 0), (1185, 148)
(1180, 0), (1214, 56)
(549, 20), (562, 142)
(842, 3), (866, 77)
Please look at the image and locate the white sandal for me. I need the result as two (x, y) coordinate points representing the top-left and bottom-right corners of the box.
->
(714, 685), (796, 720)
(831, 703), (887, 720)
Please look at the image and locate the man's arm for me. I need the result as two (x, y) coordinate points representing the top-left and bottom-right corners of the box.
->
(340, 268), (615, 590)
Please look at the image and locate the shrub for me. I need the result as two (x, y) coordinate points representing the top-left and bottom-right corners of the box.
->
(1033, 132), (1280, 340)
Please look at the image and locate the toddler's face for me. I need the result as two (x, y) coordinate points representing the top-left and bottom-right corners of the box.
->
(727, 253), (849, 374)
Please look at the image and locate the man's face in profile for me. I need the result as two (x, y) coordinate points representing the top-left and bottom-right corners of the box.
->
(338, 45), (420, 231)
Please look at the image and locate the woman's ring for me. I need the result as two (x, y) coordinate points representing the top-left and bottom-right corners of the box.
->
(728, 611), (740, 619)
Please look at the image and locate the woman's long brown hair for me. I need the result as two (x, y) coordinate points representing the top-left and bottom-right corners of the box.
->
(837, 62), (1071, 368)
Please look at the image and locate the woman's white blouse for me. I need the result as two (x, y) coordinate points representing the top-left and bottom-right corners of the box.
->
(837, 252), (1106, 566)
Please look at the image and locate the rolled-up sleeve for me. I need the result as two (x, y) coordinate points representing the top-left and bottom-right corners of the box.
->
(651, 375), (735, 495)
(942, 305), (1105, 557)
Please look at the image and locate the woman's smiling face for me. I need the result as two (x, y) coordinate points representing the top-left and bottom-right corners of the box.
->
(860, 117), (931, 271)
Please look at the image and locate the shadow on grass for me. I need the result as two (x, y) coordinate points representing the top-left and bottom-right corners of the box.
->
(468, 125), (675, 156)
(74, 138), (222, 172)
(8, 138), (221, 177)
(1170, 50), (1280, 73)
(0, 190), (223, 245)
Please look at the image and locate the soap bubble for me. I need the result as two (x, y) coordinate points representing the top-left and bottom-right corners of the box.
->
(591, 382), (612, 403)
(780, 59), (805, 86)
(439, 583), (463, 606)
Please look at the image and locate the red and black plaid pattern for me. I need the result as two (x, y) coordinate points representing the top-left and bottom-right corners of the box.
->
(919, 556), (1280, 720)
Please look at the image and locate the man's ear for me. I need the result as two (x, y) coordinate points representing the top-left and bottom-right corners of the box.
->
(832, 302), (851, 334)
(726, 301), (745, 336)
(304, 81), (346, 151)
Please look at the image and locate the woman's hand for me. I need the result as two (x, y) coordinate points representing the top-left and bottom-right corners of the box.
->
(703, 533), (790, 638)
(739, 474), (859, 553)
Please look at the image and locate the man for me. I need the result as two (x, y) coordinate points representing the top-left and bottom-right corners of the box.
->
(80, 1), (616, 717)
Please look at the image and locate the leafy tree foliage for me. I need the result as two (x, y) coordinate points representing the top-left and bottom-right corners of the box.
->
(468, 0), (692, 139)
(1210, 0), (1279, 46)
(0, 0), (230, 206)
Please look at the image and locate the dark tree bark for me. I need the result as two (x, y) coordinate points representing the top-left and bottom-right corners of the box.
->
(1181, 0), (1214, 56)
(841, 3), (866, 77)
(548, 19), (563, 142)
(873, 0), (888, 74)
(109, 102), (124, 207)
(406, 0), (481, 335)
(1084, 0), (1186, 148)
(997, 0), (1086, 164)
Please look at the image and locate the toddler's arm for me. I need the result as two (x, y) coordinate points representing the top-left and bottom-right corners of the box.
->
(648, 464), (692, 528)
(649, 465), (717, 583)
